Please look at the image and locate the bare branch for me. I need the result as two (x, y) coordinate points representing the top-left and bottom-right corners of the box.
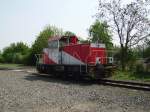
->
(129, 34), (150, 47)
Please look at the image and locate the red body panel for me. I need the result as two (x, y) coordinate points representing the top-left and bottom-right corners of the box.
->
(63, 44), (90, 63)
(90, 47), (106, 64)
(63, 44), (107, 65)
(70, 36), (78, 44)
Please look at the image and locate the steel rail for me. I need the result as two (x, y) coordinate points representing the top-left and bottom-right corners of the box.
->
(97, 79), (150, 91)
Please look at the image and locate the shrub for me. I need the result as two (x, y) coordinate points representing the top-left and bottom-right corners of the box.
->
(136, 64), (144, 73)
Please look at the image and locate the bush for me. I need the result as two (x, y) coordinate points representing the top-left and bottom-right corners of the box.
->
(136, 64), (144, 73)
(0, 55), (4, 63)
(112, 69), (150, 81)
(2, 42), (30, 64)
(21, 52), (34, 65)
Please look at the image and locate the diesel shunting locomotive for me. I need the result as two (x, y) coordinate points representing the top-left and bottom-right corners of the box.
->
(36, 35), (115, 79)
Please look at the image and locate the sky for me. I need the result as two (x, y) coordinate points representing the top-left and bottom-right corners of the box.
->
(0, 0), (98, 50)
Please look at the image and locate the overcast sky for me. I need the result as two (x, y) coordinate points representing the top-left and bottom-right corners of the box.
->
(0, 0), (98, 50)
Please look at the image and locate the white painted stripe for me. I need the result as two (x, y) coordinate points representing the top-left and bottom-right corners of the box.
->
(43, 48), (85, 65)
(61, 51), (85, 65)
(43, 48), (59, 64)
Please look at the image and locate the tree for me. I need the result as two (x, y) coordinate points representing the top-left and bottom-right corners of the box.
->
(143, 39), (150, 58)
(89, 20), (113, 49)
(0, 51), (4, 63)
(30, 25), (63, 65)
(97, 0), (150, 70)
(32, 25), (63, 54)
(64, 31), (75, 36)
(144, 47), (150, 58)
(2, 42), (30, 63)
(78, 37), (89, 44)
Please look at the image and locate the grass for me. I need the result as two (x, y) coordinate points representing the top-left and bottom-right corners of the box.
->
(111, 70), (150, 82)
(0, 63), (23, 69)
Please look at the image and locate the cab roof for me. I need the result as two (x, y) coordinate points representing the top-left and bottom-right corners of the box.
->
(48, 35), (78, 42)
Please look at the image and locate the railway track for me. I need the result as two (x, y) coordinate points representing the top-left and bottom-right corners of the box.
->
(4, 68), (150, 91)
(98, 79), (150, 91)
(18, 71), (150, 91)
(29, 72), (150, 91)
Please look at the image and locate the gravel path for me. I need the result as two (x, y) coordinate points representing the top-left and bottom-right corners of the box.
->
(0, 70), (150, 112)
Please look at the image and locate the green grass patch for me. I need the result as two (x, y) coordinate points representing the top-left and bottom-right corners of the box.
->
(0, 63), (23, 69)
(111, 70), (150, 82)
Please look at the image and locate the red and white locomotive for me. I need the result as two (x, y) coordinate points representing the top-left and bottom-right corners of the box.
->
(36, 35), (114, 79)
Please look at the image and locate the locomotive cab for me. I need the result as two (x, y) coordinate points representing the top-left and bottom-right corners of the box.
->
(47, 35), (78, 49)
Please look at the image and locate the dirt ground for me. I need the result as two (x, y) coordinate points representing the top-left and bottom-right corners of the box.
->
(0, 69), (150, 112)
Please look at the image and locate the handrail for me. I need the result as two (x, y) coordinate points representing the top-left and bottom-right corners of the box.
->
(35, 54), (43, 64)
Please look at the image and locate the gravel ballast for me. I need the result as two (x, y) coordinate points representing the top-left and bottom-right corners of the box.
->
(0, 70), (150, 112)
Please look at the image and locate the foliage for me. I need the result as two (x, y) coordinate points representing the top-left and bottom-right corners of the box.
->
(126, 49), (138, 69)
(0, 51), (4, 63)
(2, 42), (30, 64)
(112, 70), (150, 82)
(32, 25), (63, 54)
(64, 31), (75, 36)
(78, 37), (89, 44)
(134, 38), (150, 58)
(89, 20), (113, 49)
(97, 0), (150, 70)
(143, 39), (150, 58)
(135, 64), (145, 73)
(30, 25), (63, 65)
(114, 47), (138, 71)
(144, 47), (150, 58)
